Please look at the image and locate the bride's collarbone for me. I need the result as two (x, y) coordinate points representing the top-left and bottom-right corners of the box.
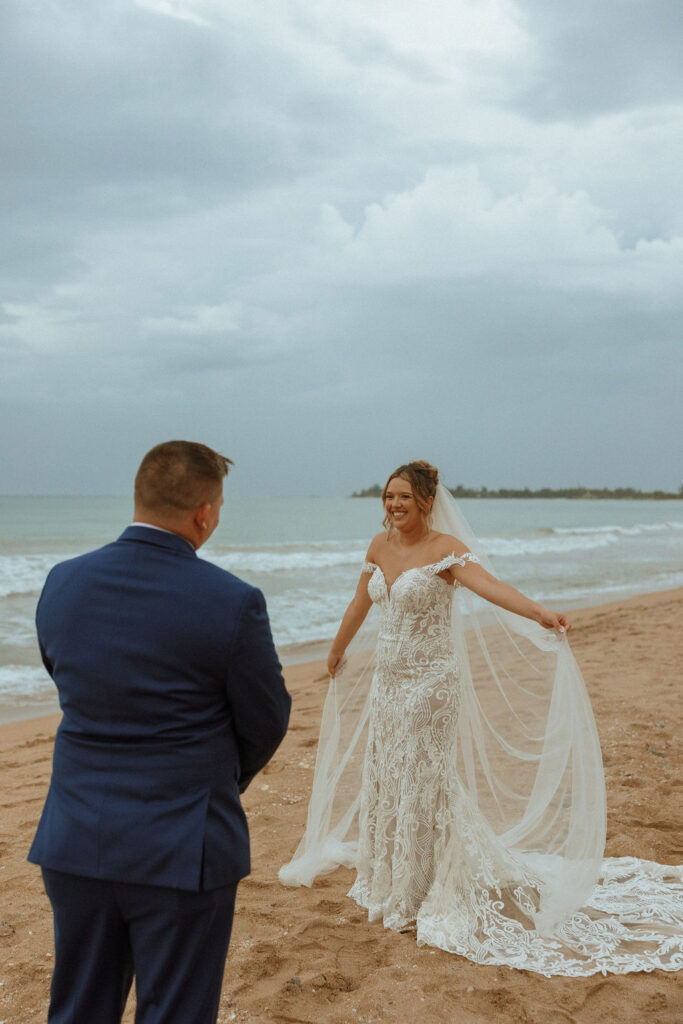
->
(375, 537), (454, 584)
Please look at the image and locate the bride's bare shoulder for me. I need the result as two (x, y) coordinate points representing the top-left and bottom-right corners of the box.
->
(431, 531), (470, 558)
(366, 532), (389, 561)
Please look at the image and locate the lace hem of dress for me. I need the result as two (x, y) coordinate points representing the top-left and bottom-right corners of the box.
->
(349, 858), (683, 977)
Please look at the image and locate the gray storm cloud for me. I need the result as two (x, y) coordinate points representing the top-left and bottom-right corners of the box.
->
(1, 0), (681, 495)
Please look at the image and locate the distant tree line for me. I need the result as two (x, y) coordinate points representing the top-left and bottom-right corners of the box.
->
(351, 484), (683, 500)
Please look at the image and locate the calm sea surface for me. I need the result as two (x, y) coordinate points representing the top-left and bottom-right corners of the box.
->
(1, 495), (682, 723)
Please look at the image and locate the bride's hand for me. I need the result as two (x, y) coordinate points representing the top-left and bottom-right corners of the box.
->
(327, 649), (347, 677)
(536, 608), (571, 634)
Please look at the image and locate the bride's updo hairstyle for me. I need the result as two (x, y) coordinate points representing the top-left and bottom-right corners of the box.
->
(381, 460), (439, 530)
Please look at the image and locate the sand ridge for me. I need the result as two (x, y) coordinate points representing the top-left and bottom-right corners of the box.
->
(1, 587), (681, 1023)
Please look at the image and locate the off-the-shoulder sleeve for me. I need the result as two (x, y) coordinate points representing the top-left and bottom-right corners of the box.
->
(361, 561), (378, 575)
(452, 551), (480, 568)
(427, 552), (481, 575)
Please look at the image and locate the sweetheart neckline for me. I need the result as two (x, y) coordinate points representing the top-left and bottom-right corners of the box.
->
(369, 559), (454, 598)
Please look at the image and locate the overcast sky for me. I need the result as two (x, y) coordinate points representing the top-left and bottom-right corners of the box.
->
(2, 0), (682, 496)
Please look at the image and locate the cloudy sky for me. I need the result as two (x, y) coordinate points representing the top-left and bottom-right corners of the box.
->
(2, 0), (682, 496)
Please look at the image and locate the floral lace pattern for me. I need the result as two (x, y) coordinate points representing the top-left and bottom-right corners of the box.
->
(347, 558), (683, 976)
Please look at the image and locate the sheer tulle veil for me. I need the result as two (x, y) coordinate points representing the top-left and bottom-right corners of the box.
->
(279, 484), (683, 970)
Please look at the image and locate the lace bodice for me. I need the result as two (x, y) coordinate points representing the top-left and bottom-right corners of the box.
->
(360, 554), (478, 670)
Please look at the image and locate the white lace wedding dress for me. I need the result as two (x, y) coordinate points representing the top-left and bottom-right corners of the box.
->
(280, 487), (683, 977)
(344, 555), (683, 975)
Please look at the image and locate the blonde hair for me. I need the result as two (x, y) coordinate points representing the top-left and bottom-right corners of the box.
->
(381, 460), (439, 530)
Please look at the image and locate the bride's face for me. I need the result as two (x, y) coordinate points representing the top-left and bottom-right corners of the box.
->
(384, 477), (424, 532)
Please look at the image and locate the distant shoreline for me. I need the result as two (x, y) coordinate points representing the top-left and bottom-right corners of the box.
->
(351, 485), (683, 500)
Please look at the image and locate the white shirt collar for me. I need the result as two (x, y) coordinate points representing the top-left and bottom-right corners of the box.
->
(131, 522), (195, 550)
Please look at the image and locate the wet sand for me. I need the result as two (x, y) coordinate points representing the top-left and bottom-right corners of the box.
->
(1, 587), (681, 1023)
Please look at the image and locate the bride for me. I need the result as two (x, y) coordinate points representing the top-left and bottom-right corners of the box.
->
(280, 461), (683, 977)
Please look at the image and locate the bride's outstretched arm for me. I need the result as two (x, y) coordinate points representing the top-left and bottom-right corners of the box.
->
(327, 571), (373, 677)
(450, 554), (571, 633)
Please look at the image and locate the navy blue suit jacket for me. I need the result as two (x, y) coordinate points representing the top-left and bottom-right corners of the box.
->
(29, 526), (290, 891)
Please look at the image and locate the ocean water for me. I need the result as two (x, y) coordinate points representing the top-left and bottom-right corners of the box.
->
(1, 495), (682, 723)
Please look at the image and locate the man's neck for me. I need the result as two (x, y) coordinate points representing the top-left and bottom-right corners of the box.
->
(132, 521), (197, 550)
(133, 521), (176, 536)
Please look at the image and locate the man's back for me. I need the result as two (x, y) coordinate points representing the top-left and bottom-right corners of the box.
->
(30, 525), (290, 891)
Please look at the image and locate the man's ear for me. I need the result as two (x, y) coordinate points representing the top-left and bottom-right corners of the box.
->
(194, 502), (212, 532)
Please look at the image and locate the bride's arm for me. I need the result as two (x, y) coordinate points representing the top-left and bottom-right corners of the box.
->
(445, 539), (570, 632)
(328, 571), (374, 677)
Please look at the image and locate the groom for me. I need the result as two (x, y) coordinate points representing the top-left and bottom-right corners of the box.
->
(29, 441), (291, 1024)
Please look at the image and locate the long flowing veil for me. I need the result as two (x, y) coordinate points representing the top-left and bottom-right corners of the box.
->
(280, 485), (683, 972)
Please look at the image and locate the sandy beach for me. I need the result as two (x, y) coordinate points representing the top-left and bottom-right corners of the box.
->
(1, 587), (681, 1024)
